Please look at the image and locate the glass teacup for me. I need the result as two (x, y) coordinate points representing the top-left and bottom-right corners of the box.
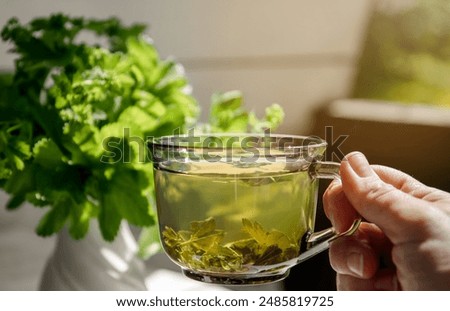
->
(149, 133), (359, 285)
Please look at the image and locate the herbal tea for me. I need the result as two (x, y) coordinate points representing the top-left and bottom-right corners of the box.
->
(154, 160), (318, 276)
(150, 134), (358, 284)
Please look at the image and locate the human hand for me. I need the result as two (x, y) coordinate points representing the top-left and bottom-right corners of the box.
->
(324, 152), (450, 290)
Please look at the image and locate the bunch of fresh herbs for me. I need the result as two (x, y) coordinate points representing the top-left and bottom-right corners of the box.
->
(0, 14), (283, 256)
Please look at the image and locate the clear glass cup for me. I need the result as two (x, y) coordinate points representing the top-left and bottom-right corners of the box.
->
(149, 133), (360, 285)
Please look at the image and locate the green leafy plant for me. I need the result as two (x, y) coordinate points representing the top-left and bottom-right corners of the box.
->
(199, 90), (284, 133)
(0, 14), (284, 253)
(162, 217), (300, 272)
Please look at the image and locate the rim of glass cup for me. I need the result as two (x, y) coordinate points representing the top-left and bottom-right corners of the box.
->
(150, 133), (327, 151)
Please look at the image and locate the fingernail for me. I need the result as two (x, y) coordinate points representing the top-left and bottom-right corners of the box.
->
(329, 178), (342, 188)
(345, 152), (374, 178)
(374, 274), (398, 291)
(347, 252), (364, 278)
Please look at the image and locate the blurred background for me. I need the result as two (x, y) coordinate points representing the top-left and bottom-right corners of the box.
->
(1, 0), (449, 291)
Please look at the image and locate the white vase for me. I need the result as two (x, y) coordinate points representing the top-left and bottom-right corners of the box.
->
(39, 221), (148, 290)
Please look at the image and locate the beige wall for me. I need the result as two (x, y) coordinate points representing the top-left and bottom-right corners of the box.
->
(0, 0), (374, 133)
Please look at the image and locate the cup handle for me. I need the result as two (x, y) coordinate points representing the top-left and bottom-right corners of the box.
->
(298, 218), (361, 263)
(297, 160), (362, 263)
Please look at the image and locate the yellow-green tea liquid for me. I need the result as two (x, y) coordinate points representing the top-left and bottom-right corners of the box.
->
(154, 161), (318, 273)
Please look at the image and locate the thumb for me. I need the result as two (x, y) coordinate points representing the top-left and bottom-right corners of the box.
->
(340, 152), (433, 244)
